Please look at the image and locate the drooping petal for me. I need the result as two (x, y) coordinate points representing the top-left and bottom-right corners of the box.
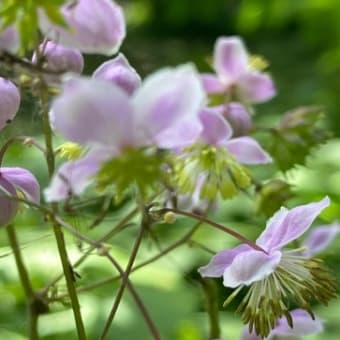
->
(50, 76), (136, 149)
(1, 167), (40, 203)
(271, 309), (323, 337)
(132, 64), (205, 147)
(223, 249), (281, 287)
(45, 157), (99, 202)
(0, 78), (20, 131)
(302, 223), (340, 257)
(0, 176), (18, 226)
(222, 102), (252, 137)
(32, 41), (84, 84)
(200, 74), (224, 94)
(213, 36), (248, 82)
(238, 72), (276, 103)
(93, 53), (141, 95)
(257, 197), (330, 251)
(221, 136), (272, 164)
(39, 0), (125, 55)
(198, 244), (251, 278)
(0, 25), (19, 53)
(199, 108), (233, 145)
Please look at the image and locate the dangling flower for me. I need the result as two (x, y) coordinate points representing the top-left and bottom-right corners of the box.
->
(175, 108), (271, 200)
(241, 309), (323, 340)
(0, 24), (19, 53)
(201, 36), (276, 104)
(0, 167), (40, 227)
(32, 41), (84, 84)
(199, 197), (336, 338)
(0, 77), (20, 131)
(93, 53), (141, 95)
(45, 64), (205, 201)
(38, 0), (125, 55)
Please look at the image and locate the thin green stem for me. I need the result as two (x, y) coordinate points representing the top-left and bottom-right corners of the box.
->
(6, 224), (39, 340)
(99, 214), (149, 339)
(40, 81), (86, 339)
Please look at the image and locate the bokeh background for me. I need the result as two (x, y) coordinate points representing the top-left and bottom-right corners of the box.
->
(1, 0), (340, 339)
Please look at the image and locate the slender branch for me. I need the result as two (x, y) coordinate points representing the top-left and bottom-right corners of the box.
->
(6, 224), (39, 340)
(159, 208), (267, 253)
(99, 213), (149, 339)
(40, 79), (86, 339)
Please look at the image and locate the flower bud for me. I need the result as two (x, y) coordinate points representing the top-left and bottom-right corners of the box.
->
(93, 53), (141, 95)
(32, 41), (84, 84)
(163, 211), (176, 224)
(0, 25), (19, 53)
(222, 102), (251, 136)
(38, 0), (126, 55)
(0, 78), (20, 131)
(0, 176), (18, 227)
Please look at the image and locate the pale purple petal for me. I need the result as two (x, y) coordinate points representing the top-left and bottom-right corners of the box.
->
(154, 116), (202, 149)
(222, 136), (272, 164)
(199, 108), (233, 145)
(240, 328), (264, 340)
(0, 25), (19, 53)
(132, 64), (205, 146)
(200, 74), (224, 94)
(222, 102), (252, 137)
(0, 176), (18, 226)
(39, 0), (125, 55)
(271, 309), (323, 337)
(44, 156), (102, 202)
(93, 53), (141, 95)
(238, 72), (276, 103)
(32, 41), (84, 84)
(0, 78), (20, 131)
(1, 167), (40, 203)
(302, 223), (340, 257)
(51, 76), (136, 149)
(257, 197), (330, 251)
(213, 36), (248, 81)
(198, 244), (251, 278)
(223, 249), (281, 287)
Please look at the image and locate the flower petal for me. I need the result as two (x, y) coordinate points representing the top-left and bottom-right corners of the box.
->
(0, 78), (20, 131)
(39, 0), (125, 55)
(1, 167), (40, 203)
(132, 64), (205, 147)
(222, 102), (252, 137)
(44, 150), (109, 202)
(199, 107), (233, 145)
(200, 74), (224, 94)
(0, 25), (19, 53)
(0, 176), (18, 226)
(257, 197), (330, 251)
(213, 36), (248, 81)
(271, 309), (323, 337)
(302, 223), (340, 257)
(93, 53), (141, 95)
(223, 249), (281, 287)
(238, 72), (276, 103)
(198, 244), (251, 278)
(51, 76), (135, 149)
(222, 136), (272, 164)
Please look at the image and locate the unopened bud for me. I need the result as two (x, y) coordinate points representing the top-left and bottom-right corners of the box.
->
(0, 25), (19, 53)
(163, 211), (176, 224)
(0, 78), (20, 131)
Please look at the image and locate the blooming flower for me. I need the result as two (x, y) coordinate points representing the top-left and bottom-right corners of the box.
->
(0, 167), (40, 226)
(32, 41), (84, 84)
(93, 53), (141, 95)
(201, 36), (276, 103)
(175, 108), (271, 200)
(241, 309), (323, 340)
(199, 197), (336, 338)
(0, 77), (20, 131)
(38, 0), (125, 55)
(45, 64), (205, 201)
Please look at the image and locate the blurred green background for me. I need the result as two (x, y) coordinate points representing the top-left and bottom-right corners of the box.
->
(1, 0), (340, 339)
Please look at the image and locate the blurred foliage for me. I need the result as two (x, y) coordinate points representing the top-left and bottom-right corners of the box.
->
(1, 0), (340, 339)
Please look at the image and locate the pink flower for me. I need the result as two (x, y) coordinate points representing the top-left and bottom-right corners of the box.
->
(201, 36), (276, 103)
(0, 78), (20, 131)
